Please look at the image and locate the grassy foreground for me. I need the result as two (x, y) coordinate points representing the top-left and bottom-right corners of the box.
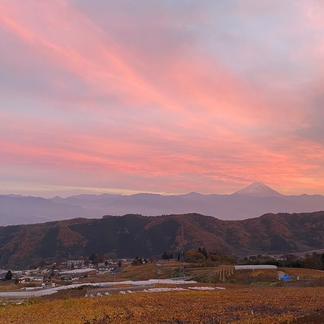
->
(1, 287), (324, 323)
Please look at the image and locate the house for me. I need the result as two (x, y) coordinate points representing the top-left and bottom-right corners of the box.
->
(66, 260), (85, 269)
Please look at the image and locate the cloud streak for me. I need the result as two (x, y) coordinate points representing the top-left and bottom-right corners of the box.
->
(0, 0), (324, 195)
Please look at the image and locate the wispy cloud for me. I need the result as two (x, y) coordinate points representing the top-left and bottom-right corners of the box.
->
(0, 0), (324, 195)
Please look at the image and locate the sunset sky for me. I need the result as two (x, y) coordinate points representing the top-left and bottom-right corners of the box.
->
(1, 0), (324, 196)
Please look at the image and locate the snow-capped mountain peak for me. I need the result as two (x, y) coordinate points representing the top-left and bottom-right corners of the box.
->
(233, 182), (282, 197)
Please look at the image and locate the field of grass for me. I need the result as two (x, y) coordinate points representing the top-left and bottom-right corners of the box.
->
(1, 286), (324, 323)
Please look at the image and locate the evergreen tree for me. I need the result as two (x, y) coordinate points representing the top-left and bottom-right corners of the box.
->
(5, 270), (13, 281)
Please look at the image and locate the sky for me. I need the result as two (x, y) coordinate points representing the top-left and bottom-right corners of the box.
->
(0, 0), (324, 197)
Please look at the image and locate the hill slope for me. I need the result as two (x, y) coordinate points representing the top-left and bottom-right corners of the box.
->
(0, 211), (324, 268)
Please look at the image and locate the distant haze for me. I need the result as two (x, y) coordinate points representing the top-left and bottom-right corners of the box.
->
(1, 183), (324, 226)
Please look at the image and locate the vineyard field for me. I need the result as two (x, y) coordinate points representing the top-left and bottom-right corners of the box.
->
(1, 286), (324, 323)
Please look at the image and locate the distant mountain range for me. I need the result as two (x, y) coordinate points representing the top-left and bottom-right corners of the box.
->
(1, 211), (324, 268)
(1, 182), (324, 225)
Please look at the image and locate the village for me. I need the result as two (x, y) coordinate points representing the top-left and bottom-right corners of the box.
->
(0, 250), (311, 299)
(0, 257), (138, 290)
(1, 249), (321, 292)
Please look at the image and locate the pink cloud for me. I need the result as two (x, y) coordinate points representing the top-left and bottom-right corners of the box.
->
(0, 0), (324, 195)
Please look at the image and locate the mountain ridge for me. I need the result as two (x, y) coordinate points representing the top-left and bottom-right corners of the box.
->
(2, 183), (324, 225)
(1, 211), (324, 268)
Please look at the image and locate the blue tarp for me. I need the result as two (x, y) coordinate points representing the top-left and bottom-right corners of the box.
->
(280, 274), (293, 282)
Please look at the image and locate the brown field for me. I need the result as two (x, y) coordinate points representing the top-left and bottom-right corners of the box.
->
(282, 268), (324, 280)
(77, 262), (284, 284)
(1, 286), (324, 323)
(78, 261), (185, 283)
(0, 281), (42, 292)
(1, 265), (324, 323)
(105, 263), (324, 284)
(0, 281), (20, 292)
